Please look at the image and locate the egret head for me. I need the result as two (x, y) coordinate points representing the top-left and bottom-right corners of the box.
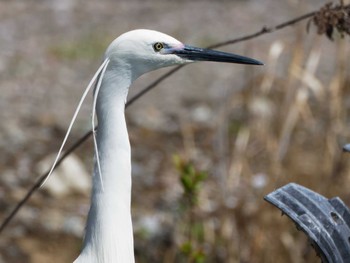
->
(105, 29), (262, 77)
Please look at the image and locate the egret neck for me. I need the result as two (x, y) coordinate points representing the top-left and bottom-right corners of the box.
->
(75, 64), (136, 263)
(73, 29), (263, 263)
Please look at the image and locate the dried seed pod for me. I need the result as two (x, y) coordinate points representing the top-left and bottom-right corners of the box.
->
(311, 3), (350, 40)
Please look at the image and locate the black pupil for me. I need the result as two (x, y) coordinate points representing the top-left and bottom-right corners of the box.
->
(155, 43), (162, 50)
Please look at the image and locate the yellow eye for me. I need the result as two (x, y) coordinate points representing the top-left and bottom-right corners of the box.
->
(153, 42), (164, 52)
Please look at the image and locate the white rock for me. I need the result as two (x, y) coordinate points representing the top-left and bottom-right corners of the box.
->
(251, 173), (268, 190)
(191, 104), (213, 125)
(36, 154), (91, 197)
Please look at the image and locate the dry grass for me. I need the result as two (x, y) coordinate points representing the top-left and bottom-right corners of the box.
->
(1, 2), (350, 263)
(136, 34), (350, 262)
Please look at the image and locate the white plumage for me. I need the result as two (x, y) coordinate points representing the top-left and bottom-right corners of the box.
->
(74, 29), (262, 263)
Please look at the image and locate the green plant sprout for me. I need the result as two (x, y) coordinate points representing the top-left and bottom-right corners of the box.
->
(174, 155), (207, 263)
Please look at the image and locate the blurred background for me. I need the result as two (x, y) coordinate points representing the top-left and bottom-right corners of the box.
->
(1, 0), (350, 262)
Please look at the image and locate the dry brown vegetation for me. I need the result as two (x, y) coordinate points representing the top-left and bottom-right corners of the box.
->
(1, 1), (350, 263)
(156, 26), (350, 262)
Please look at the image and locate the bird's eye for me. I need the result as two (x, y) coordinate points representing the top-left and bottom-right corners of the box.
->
(153, 42), (164, 52)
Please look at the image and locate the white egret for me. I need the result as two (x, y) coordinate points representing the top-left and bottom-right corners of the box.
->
(73, 29), (262, 263)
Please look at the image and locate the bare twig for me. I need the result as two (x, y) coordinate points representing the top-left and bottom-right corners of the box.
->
(0, 7), (333, 234)
(207, 11), (318, 49)
(0, 130), (92, 234)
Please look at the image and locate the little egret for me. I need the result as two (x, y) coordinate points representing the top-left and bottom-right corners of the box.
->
(73, 29), (262, 263)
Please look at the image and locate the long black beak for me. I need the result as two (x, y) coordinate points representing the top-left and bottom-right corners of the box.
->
(173, 45), (263, 65)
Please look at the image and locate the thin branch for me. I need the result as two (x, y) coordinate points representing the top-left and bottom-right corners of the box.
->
(126, 65), (185, 107)
(0, 129), (92, 234)
(207, 11), (317, 49)
(0, 8), (324, 234)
